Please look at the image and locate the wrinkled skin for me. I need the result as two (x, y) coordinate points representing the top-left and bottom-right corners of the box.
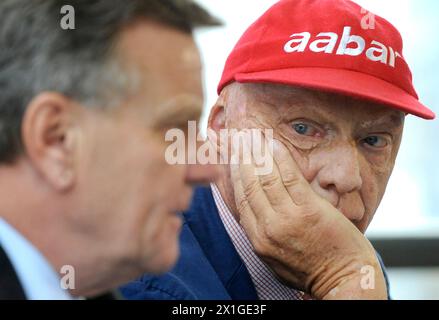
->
(209, 82), (404, 299)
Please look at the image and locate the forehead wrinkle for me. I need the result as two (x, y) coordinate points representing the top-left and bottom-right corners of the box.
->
(224, 83), (251, 119)
(246, 84), (294, 127)
(249, 83), (318, 107)
(244, 83), (329, 123)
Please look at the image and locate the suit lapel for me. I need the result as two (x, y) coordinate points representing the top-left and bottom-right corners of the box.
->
(0, 245), (26, 300)
(184, 186), (258, 300)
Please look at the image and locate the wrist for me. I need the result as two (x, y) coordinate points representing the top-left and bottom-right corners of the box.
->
(309, 256), (388, 300)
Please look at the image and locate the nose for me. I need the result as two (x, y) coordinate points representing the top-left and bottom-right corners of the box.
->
(185, 163), (220, 186)
(316, 141), (363, 196)
(183, 131), (221, 186)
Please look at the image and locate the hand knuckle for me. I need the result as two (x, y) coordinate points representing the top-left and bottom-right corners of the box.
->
(282, 171), (301, 187)
(236, 197), (250, 213)
(252, 237), (270, 257)
(260, 173), (279, 189)
(263, 222), (279, 243)
(243, 179), (259, 198)
(299, 204), (321, 224)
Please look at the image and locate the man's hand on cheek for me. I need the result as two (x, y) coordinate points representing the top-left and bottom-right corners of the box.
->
(230, 134), (387, 300)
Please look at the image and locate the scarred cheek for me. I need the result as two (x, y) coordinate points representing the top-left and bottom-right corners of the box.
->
(373, 159), (394, 180)
(369, 169), (391, 207)
(356, 180), (380, 231)
(357, 162), (391, 223)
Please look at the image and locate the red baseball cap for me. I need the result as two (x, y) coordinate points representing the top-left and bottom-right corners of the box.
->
(218, 0), (435, 120)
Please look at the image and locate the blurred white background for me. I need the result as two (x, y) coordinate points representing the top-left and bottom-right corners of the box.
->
(193, 0), (439, 299)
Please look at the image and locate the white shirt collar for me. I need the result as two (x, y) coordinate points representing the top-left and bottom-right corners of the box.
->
(0, 217), (76, 300)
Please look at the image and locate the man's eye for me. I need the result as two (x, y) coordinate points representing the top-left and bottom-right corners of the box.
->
(292, 122), (317, 136)
(363, 135), (388, 148)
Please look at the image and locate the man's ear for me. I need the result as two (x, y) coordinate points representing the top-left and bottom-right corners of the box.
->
(208, 96), (226, 134)
(206, 95), (227, 163)
(21, 92), (79, 191)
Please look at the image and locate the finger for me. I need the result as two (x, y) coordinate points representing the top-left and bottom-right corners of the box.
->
(231, 130), (275, 223)
(255, 132), (296, 213)
(271, 139), (312, 206)
(230, 163), (260, 244)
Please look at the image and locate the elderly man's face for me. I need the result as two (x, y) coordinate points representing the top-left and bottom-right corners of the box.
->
(222, 83), (404, 233)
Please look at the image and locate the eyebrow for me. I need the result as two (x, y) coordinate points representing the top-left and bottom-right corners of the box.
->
(358, 112), (405, 130)
(256, 84), (406, 131)
(279, 92), (405, 128)
(280, 98), (335, 123)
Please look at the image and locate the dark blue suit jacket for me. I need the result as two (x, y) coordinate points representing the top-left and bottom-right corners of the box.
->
(121, 186), (390, 300)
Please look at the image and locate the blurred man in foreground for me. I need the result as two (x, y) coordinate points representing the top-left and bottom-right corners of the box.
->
(0, 0), (219, 300)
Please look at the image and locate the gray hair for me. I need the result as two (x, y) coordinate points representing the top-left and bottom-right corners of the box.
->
(0, 0), (220, 163)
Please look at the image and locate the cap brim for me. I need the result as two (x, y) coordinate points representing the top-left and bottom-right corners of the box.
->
(234, 67), (435, 120)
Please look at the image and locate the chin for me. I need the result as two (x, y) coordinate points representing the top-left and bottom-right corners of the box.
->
(147, 245), (180, 274)
(145, 230), (181, 274)
(354, 220), (370, 234)
(141, 213), (182, 274)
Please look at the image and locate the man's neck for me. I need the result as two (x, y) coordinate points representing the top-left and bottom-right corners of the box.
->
(0, 217), (77, 299)
(0, 162), (126, 298)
